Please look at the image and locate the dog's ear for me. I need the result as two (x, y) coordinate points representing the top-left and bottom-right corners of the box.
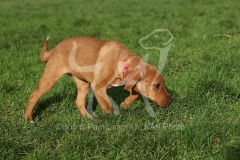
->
(124, 69), (145, 92)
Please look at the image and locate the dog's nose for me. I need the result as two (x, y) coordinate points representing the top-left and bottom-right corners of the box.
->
(169, 98), (173, 104)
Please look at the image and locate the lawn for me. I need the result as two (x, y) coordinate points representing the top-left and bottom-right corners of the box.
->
(0, 0), (240, 159)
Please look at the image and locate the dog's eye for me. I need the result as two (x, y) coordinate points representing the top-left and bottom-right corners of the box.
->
(154, 83), (160, 89)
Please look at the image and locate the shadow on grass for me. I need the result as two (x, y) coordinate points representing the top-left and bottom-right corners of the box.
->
(196, 79), (240, 103)
(107, 87), (129, 104)
(32, 85), (178, 120)
(32, 93), (70, 121)
(108, 86), (178, 106)
(226, 142), (240, 160)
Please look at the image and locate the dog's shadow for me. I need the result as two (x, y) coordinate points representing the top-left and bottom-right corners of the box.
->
(108, 86), (178, 109)
(107, 87), (129, 104)
(32, 87), (127, 120)
(32, 93), (67, 121)
(32, 86), (178, 120)
(32, 86), (131, 120)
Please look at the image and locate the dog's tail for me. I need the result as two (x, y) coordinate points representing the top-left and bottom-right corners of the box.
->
(40, 36), (53, 63)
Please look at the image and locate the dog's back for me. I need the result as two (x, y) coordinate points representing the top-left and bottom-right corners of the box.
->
(42, 37), (107, 64)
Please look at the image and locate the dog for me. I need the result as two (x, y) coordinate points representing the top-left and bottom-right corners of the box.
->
(24, 37), (172, 121)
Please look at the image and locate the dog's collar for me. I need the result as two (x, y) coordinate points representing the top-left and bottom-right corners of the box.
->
(123, 63), (129, 78)
(122, 57), (137, 78)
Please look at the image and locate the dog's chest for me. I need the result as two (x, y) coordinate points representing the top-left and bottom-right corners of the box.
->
(109, 79), (125, 88)
(111, 82), (125, 87)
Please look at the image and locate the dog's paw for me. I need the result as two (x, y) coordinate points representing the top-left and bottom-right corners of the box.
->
(103, 108), (114, 114)
(86, 111), (94, 120)
(120, 102), (129, 108)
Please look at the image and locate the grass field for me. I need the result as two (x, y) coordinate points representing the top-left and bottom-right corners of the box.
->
(1, 0), (240, 159)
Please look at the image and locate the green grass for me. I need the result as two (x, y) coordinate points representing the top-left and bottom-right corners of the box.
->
(1, 0), (240, 159)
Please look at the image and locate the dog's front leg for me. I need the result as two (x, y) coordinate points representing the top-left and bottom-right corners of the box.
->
(120, 90), (139, 108)
(91, 84), (114, 114)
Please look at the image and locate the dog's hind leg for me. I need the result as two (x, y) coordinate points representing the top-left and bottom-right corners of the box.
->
(24, 63), (65, 122)
(71, 76), (91, 118)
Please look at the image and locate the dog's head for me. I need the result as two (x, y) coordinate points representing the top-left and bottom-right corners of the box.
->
(124, 62), (172, 107)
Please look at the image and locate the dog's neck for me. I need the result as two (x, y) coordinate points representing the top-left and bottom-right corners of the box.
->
(122, 61), (131, 78)
(121, 56), (143, 79)
(122, 57), (136, 78)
